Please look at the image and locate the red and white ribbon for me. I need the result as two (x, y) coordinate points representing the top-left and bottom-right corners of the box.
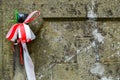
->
(6, 10), (40, 80)
(6, 10), (40, 42)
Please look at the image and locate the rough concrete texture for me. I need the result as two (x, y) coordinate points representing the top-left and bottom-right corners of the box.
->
(0, 0), (120, 80)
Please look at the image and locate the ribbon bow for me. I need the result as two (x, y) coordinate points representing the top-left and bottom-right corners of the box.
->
(6, 10), (40, 80)
(6, 10), (40, 42)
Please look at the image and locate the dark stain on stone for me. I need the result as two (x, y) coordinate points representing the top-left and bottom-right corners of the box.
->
(90, 37), (94, 42)
(108, 70), (113, 74)
(41, 4), (44, 7)
(65, 67), (69, 71)
(74, 60), (77, 63)
(32, 2), (36, 6)
(51, 55), (55, 59)
(50, 7), (56, 13)
(96, 75), (101, 79)
(77, 10), (81, 15)
(106, 63), (110, 67)
(107, 10), (113, 16)
(60, 6), (62, 9)
(50, 7), (54, 10)
(100, 55), (103, 58)
(98, 28), (107, 36)
(79, 3), (84, 6)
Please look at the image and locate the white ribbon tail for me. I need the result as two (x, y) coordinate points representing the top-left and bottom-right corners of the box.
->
(22, 42), (36, 80)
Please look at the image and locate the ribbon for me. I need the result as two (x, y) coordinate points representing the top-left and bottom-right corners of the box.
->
(6, 10), (40, 80)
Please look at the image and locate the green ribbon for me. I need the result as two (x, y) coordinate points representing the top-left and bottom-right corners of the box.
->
(7, 10), (18, 23)
(14, 10), (18, 23)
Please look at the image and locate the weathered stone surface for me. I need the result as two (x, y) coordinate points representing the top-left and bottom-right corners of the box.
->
(35, 0), (120, 18)
(98, 22), (120, 63)
(2, 0), (120, 18)
(97, 0), (120, 18)
(77, 44), (96, 80)
(26, 21), (95, 80)
(0, 0), (120, 80)
(103, 63), (120, 79)
(52, 63), (79, 80)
